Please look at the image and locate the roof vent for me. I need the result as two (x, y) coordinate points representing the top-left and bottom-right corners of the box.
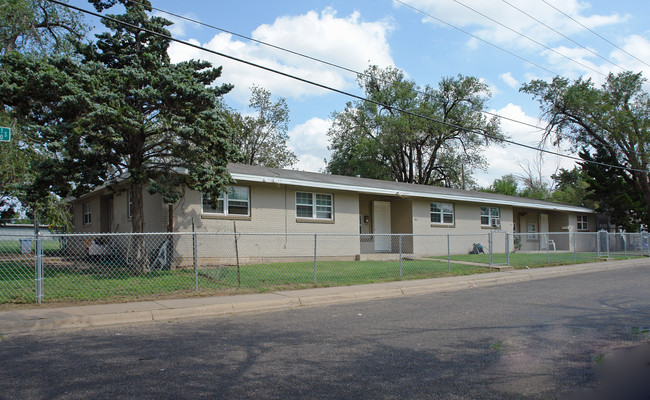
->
(355, 175), (361, 178)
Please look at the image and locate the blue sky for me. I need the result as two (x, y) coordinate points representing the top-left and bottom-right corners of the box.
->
(72, 0), (650, 187)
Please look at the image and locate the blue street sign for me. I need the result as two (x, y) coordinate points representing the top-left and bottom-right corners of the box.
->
(0, 127), (10, 142)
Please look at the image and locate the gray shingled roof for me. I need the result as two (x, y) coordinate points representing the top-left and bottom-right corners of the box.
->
(228, 163), (593, 213)
(69, 163), (593, 213)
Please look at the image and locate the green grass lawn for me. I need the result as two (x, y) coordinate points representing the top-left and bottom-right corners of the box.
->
(445, 251), (642, 268)
(3, 251), (643, 304)
(0, 239), (63, 255)
(199, 259), (488, 288)
(0, 258), (487, 304)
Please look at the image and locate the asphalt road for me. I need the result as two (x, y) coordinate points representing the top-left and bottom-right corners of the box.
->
(1, 266), (649, 399)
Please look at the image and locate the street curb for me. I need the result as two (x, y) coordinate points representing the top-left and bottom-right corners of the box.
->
(1, 259), (647, 335)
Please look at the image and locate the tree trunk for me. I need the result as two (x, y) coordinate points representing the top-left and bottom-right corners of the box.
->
(130, 183), (149, 274)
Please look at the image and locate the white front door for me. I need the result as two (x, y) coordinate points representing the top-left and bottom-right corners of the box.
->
(373, 201), (391, 252)
(540, 213), (549, 250)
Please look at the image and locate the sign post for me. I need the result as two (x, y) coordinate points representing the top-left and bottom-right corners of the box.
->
(0, 127), (11, 142)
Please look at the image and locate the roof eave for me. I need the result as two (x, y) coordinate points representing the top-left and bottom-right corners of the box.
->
(230, 172), (594, 214)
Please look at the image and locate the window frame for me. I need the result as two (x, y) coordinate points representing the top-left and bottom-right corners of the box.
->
(295, 191), (333, 220)
(480, 206), (500, 227)
(577, 215), (589, 231)
(82, 202), (92, 225)
(201, 186), (250, 217)
(430, 202), (454, 225)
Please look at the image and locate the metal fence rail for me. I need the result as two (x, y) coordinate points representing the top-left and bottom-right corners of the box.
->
(1, 230), (647, 304)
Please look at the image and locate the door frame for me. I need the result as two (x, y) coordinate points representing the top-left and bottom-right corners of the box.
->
(373, 201), (391, 252)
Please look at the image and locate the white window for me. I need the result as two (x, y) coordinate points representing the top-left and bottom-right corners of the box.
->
(202, 186), (250, 216)
(430, 202), (454, 224)
(83, 203), (92, 225)
(127, 190), (133, 219)
(527, 223), (538, 240)
(296, 192), (333, 220)
(577, 215), (588, 231)
(480, 206), (500, 226)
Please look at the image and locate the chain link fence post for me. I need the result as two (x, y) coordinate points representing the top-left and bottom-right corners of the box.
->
(193, 231), (198, 292)
(399, 234), (403, 279)
(488, 230), (493, 270)
(573, 231), (577, 264)
(447, 234), (451, 273)
(505, 232), (510, 266)
(313, 233), (317, 283)
(34, 220), (43, 303)
(596, 232), (601, 259)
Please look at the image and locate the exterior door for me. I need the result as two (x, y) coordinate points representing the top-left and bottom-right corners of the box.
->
(100, 197), (113, 233)
(373, 201), (391, 252)
(540, 213), (549, 250)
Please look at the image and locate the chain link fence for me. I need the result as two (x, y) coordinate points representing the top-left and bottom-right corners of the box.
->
(511, 231), (649, 266)
(1, 230), (647, 304)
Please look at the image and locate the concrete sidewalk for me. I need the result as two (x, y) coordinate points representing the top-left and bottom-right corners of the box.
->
(1, 259), (647, 336)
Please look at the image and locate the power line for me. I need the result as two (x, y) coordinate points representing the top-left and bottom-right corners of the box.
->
(391, 0), (600, 131)
(146, 3), (363, 79)
(501, 0), (626, 71)
(541, 0), (650, 69)
(133, 0), (547, 132)
(142, 0), (554, 133)
(392, 0), (559, 76)
(45, 0), (647, 175)
(450, 0), (606, 77)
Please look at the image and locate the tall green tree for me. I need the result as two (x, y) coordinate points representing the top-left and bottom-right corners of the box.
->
(0, 0), (87, 227)
(225, 85), (297, 168)
(483, 174), (518, 196)
(550, 167), (592, 208)
(1, 0), (237, 266)
(521, 72), (650, 227)
(0, 0), (87, 56)
(579, 145), (647, 230)
(327, 65), (503, 187)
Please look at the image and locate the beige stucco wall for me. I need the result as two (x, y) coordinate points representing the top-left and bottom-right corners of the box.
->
(172, 181), (361, 263)
(569, 213), (598, 252)
(71, 187), (168, 234)
(110, 189), (168, 233)
(516, 210), (566, 251)
(68, 187), (170, 259)
(72, 194), (102, 234)
(410, 199), (513, 256)
(67, 180), (598, 263)
(515, 210), (595, 252)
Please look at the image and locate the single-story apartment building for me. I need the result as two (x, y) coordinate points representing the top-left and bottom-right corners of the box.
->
(68, 163), (596, 263)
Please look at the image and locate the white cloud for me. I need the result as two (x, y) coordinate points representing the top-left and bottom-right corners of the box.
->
(294, 154), (328, 173)
(610, 35), (650, 77)
(287, 117), (333, 172)
(499, 72), (519, 89)
(541, 45), (602, 79)
(167, 8), (395, 102)
(535, 33), (650, 84)
(397, 0), (627, 50)
(397, 0), (648, 83)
